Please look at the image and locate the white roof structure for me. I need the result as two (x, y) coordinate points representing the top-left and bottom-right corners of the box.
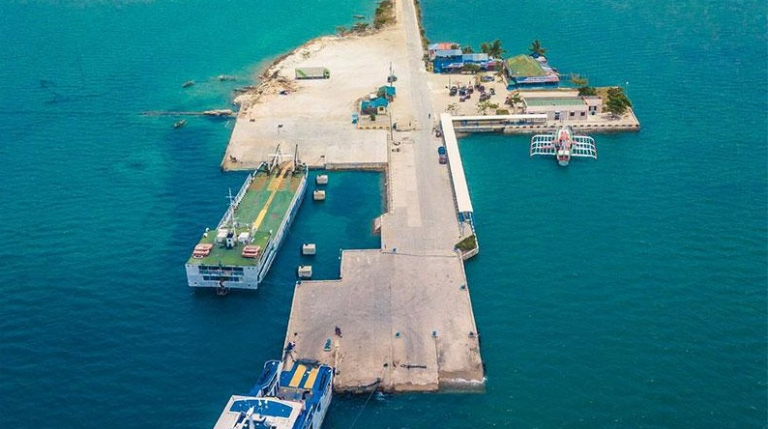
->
(440, 113), (473, 214)
(452, 113), (548, 121)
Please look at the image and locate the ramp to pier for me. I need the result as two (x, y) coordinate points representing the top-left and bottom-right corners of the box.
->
(440, 113), (473, 216)
(283, 250), (484, 392)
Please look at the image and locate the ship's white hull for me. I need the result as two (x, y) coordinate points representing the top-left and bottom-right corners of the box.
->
(186, 173), (308, 290)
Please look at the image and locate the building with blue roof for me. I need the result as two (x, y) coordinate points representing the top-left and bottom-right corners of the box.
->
(431, 46), (503, 74)
(361, 97), (389, 115)
(378, 85), (396, 101)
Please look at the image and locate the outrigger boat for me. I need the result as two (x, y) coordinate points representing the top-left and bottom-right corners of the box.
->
(212, 359), (334, 429)
(530, 125), (597, 166)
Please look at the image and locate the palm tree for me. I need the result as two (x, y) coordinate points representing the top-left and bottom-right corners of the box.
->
(506, 92), (523, 113)
(480, 39), (505, 59)
(462, 45), (474, 54)
(529, 39), (546, 57)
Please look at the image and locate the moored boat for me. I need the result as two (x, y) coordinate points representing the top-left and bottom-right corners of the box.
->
(212, 360), (334, 429)
(185, 145), (307, 292)
(530, 125), (597, 166)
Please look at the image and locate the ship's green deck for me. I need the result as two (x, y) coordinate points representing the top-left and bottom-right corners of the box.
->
(187, 163), (305, 266)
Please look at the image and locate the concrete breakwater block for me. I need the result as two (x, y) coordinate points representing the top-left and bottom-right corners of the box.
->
(302, 243), (316, 255)
(315, 174), (328, 185)
(313, 189), (326, 201)
(297, 265), (313, 279)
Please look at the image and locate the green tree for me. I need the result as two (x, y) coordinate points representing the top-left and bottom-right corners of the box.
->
(480, 39), (505, 59)
(605, 86), (632, 118)
(462, 63), (481, 74)
(529, 39), (547, 56)
(373, 0), (394, 29)
(506, 92), (523, 112)
(352, 22), (370, 33)
(570, 73), (588, 87)
(578, 86), (597, 96)
(607, 86), (632, 107)
(462, 45), (474, 54)
(605, 97), (627, 117)
(476, 101), (499, 115)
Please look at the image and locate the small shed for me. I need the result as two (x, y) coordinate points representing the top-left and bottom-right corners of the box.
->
(361, 97), (389, 115)
(295, 67), (330, 79)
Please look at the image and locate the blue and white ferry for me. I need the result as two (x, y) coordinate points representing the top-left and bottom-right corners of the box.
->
(212, 360), (334, 429)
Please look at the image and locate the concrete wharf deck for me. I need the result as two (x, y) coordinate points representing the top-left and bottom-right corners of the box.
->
(282, 0), (484, 392)
(285, 250), (482, 392)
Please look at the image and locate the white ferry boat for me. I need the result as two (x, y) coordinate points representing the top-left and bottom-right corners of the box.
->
(186, 146), (307, 292)
(530, 126), (597, 166)
(212, 360), (334, 429)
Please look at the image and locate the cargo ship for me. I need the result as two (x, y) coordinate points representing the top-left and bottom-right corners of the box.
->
(186, 146), (307, 292)
(212, 359), (334, 429)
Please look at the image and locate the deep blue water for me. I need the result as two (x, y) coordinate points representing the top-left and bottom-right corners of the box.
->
(1, 0), (766, 428)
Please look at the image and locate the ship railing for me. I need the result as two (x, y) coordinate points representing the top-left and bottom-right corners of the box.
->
(215, 168), (259, 229)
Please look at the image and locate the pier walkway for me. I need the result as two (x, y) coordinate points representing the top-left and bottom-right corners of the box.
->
(283, 0), (484, 392)
(440, 113), (474, 224)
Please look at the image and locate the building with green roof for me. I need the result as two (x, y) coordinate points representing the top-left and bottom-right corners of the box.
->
(504, 54), (560, 89)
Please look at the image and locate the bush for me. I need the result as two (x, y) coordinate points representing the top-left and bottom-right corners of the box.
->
(455, 234), (477, 252)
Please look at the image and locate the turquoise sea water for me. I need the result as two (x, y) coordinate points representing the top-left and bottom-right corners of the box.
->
(1, 0), (766, 428)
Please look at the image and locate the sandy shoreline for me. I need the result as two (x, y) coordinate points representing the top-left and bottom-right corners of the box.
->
(221, 19), (411, 170)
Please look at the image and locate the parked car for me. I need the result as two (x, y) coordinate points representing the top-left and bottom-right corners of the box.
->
(387, 75), (397, 83)
(438, 146), (447, 164)
(449, 86), (458, 96)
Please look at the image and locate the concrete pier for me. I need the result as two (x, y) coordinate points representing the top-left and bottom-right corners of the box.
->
(283, 0), (484, 392)
(285, 250), (482, 392)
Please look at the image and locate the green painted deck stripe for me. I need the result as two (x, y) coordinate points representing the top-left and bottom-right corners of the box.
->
(187, 166), (305, 266)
